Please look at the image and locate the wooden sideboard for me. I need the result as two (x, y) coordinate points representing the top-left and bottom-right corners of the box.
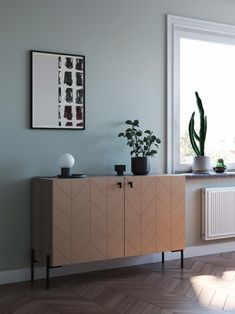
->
(31, 175), (185, 287)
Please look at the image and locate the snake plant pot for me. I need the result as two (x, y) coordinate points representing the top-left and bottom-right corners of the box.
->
(192, 156), (210, 174)
(131, 157), (150, 175)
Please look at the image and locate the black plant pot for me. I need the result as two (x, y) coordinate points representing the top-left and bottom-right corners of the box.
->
(131, 157), (150, 175)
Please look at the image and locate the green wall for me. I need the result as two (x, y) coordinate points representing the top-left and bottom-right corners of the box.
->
(1, 0), (235, 271)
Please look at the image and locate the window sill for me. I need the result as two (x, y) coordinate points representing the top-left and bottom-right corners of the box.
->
(184, 171), (235, 179)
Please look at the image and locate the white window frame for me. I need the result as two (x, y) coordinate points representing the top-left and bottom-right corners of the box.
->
(167, 15), (235, 173)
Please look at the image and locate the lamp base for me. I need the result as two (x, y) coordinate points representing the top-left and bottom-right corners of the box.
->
(57, 173), (87, 179)
(60, 168), (70, 177)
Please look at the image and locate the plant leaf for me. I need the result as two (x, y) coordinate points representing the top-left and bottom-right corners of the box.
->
(118, 133), (124, 137)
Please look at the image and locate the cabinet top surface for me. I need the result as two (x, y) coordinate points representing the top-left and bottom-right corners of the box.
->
(32, 174), (186, 181)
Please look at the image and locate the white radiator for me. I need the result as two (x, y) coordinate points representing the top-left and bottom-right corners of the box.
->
(202, 187), (235, 240)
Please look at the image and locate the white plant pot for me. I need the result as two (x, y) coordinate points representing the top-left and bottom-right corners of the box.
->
(192, 156), (210, 174)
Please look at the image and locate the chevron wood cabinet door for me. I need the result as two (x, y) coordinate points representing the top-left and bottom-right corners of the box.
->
(32, 178), (73, 267)
(52, 179), (72, 266)
(107, 177), (125, 259)
(89, 176), (125, 261)
(124, 176), (156, 257)
(90, 177), (108, 261)
(71, 178), (90, 263)
(124, 176), (141, 257)
(171, 176), (185, 250)
(156, 176), (172, 252)
(140, 176), (156, 255)
(156, 176), (185, 252)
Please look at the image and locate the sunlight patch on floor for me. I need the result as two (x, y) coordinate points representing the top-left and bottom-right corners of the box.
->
(190, 274), (235, 310)
(222, 270), (235, 281)
(190, 275), (235, 293)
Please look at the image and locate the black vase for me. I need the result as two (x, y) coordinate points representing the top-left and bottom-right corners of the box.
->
(131, 157), (150, 175)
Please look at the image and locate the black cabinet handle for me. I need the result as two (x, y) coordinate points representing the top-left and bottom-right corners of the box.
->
(128, 181), (133, 188)
(117, 182), (122, 189)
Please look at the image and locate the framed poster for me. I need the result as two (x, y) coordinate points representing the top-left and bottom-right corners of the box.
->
(31, 51), (85, 129)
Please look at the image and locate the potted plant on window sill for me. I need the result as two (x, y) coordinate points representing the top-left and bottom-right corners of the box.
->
(213, 158), (227, 173)
(118, 119), (161, 175)
(188, 91), (210, 173)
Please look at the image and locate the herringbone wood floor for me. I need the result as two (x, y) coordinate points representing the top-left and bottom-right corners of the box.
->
(2, 252), (235, 313)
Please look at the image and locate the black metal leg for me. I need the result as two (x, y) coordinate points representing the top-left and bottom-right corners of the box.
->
(31, 251), (61, 289)
(161, 252), (165, 263)
(181, 250), (184, 269)
(171, 249), (184, 269)
(31, 249), (35, 282)
(46, 254), (50, 289)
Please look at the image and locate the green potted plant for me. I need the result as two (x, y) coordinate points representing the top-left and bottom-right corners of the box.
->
(118, 119), (161, 175)
(213, 158), (226, 173)
(188, 91), (210, 173)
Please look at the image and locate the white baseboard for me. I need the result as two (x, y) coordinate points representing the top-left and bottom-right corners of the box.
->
(185, 241), (235, 258)
(1, 241), (235, 285)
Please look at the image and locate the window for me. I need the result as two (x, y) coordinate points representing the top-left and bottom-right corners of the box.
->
(167, 15), (235, 173)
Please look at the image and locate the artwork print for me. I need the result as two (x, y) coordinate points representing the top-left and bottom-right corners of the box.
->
(31, 51), (85, 129)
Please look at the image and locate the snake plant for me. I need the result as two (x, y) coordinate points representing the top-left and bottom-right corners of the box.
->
(188, 92), (207, 156)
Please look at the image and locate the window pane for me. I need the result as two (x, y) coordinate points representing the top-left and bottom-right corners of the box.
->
(180, 38), (235, 166)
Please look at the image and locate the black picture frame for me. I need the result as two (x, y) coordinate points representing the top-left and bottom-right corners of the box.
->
(31, 50), (85, 130)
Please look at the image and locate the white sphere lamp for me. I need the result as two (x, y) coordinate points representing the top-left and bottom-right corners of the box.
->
(58, 153), (75, 177)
